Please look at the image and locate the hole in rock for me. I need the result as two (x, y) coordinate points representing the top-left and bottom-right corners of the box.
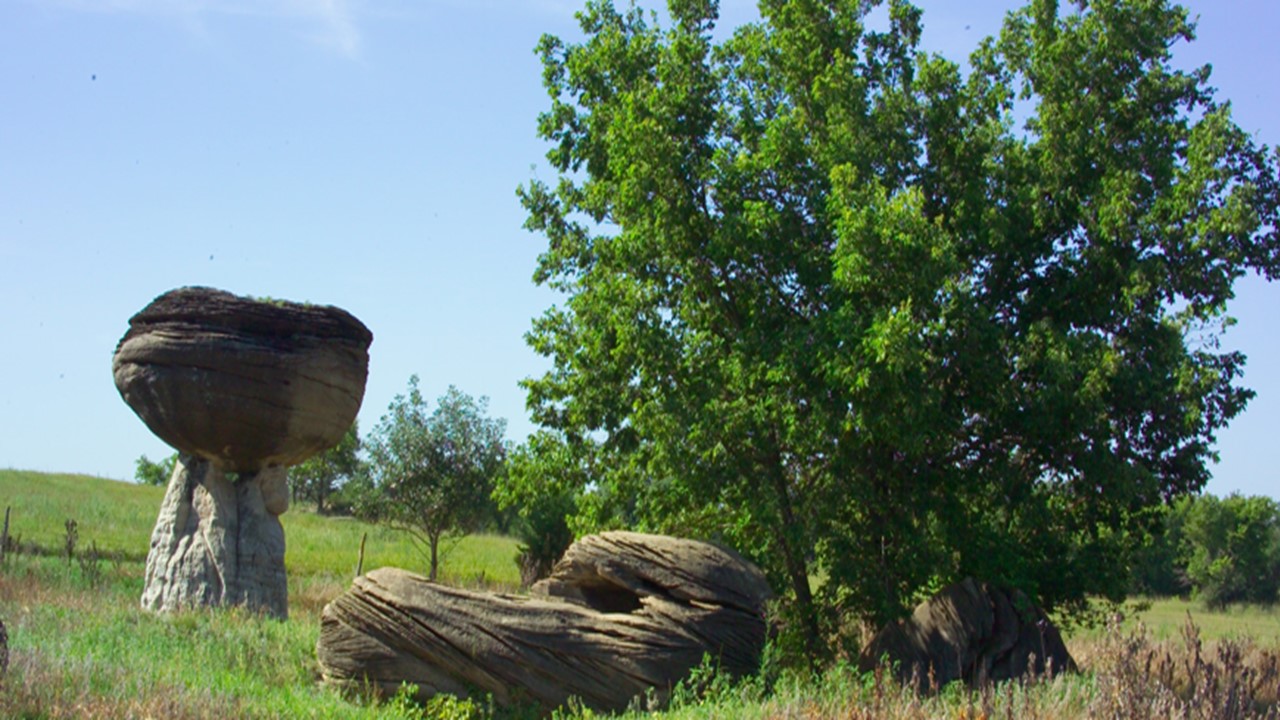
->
(575, 580), (644, 614)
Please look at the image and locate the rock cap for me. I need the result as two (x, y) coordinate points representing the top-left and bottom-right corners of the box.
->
(113, 286), (372, 472)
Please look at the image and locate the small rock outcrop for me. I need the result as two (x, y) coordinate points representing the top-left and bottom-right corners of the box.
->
(316, 531), (773, 713)
(858, 577), (1076, 688)
(114, 287), (372, 618)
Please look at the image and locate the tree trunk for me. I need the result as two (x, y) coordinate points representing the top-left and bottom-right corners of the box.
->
(767, 450), (821, 663)
(428, 531), (440, 582)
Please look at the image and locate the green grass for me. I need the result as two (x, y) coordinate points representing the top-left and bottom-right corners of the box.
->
(0, 468), (520, 588)
(1, 469), (1278, 719)
(1089, 596), (1280, 643)
(0, 555), (391, 718)
(0, 468), (522, 717)
(282, 512), (520, 589)
(0, 469), (163, 558)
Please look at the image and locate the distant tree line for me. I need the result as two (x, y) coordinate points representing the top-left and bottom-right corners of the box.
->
(1132, 493), (1280, 608)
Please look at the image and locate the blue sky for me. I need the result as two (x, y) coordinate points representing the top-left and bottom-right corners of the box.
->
(2, 0), (1276, 499)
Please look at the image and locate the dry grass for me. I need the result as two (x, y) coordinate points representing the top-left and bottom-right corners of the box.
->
(624, 617), (1280, 720)
(1074, 617), (1280, 719)
(290, 572), (352, 621)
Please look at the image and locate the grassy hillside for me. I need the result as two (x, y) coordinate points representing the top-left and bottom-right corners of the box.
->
(0, 468), (522, 719)
(0, 470), (163, 558)
(1, 469), (1277, 719)
(0, 468), (521, 588)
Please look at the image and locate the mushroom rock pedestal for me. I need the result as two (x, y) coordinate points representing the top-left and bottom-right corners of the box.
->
(141, 456), (291, 617)
(316, 531), (773, 713)
(113, 287), (372, 619)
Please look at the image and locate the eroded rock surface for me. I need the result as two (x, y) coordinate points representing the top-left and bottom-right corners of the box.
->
(114, 287), (372, 619)
(858, 577), (1076, 688)
(142, 455), (290, 618)
(112, 286), (372, 473)
(316, 531), (773, 713)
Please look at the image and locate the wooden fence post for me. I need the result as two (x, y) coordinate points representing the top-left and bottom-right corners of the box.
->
(355, 531), (367, 579)
(1, 506), (9, 565)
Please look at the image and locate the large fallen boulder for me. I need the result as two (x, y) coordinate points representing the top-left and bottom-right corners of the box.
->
(858, 577), (1076, 688)
(316, 531), (773, 713)
(113, 287), (372, 618)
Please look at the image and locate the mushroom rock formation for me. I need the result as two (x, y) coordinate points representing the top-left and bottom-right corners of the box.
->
(316, 531), (773, 713)
(113, 287), (372, 618)
(858, 577), (1076, 689)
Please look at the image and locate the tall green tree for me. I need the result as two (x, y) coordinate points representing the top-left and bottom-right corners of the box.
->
(290, 421), (362, 514)
(519, 0), (1280, 654)
(364, 377), (507, 581)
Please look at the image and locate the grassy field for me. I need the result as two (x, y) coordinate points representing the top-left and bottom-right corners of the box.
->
(0, 470), (163, 558)
(0, 469), (520, 588)
(1068, 596), (1280, 644)
(1, 469), (1278, 719)
(0, 469), (523, 719)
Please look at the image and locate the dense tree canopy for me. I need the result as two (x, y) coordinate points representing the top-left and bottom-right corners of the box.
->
(496, 430), (583, 585)
(1130, 492), (1280, 607)
(517, 0), (1280, 654)
(1179, 493), (1280, 608)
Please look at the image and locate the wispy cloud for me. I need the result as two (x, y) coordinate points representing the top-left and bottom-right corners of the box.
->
(42, 0), (365, 58)
(284, 0), (361, 57)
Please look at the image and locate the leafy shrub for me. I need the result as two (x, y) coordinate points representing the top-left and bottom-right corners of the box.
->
(134, 452), (177, 486)
(513, 490), (575, 587)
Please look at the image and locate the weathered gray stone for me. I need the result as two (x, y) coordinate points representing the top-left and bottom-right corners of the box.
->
(316, 531), (773, 713)
(115, 287), (371, 619)
(142, 455), (288, 618)
(858, 577), (1076, 688)
(259, 466), (290, 516)
(112, 286), (372, 473)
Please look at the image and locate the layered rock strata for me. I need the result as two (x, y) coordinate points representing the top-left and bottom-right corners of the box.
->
(141, 455), (290, 616)
(114, 287), (371, 618)
(316, 531), (773, 712)
(113, 286), (372, 472)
